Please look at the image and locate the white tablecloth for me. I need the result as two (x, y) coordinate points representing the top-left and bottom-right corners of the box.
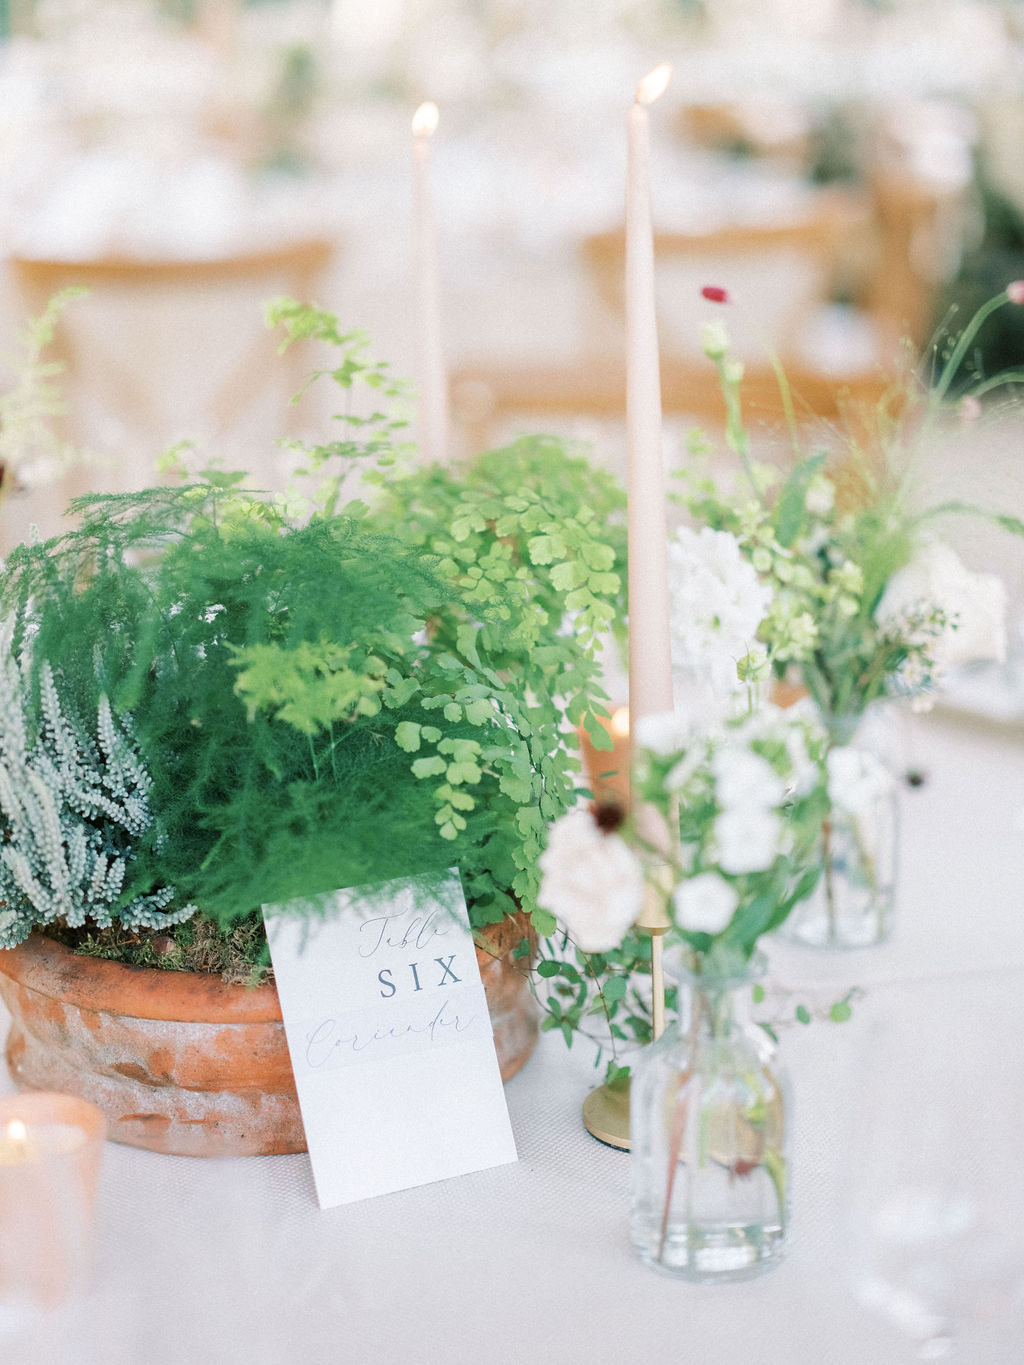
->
(3, 714), (1024, 1365)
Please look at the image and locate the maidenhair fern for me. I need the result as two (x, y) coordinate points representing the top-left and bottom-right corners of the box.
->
(0, 653), (194, 948)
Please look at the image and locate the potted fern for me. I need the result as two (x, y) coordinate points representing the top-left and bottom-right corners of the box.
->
(0, 305), (627, 1156)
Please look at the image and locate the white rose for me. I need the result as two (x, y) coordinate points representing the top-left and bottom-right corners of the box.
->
(664, 747), (705, 794)
(633, 710), (692, 757)
(714, 805), (782, 875)
(668, 525), (772, 696)
(877, 541), (1007, 671)
(537, 809), (645, 953)
(827, 745), (894, 816)
(712, 745), (786, 811)
(672, 872), (739, 935)
(783, 728), (819, 797)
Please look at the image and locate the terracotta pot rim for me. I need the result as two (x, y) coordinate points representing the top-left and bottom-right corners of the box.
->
(0, 934), (283, 1024)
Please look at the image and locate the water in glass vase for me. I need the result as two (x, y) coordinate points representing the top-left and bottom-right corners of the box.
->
(630, 957), (789, 1282)
(787, 739), (898, 949)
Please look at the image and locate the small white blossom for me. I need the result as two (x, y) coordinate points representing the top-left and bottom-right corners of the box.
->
(715, 805), (782, 874)
(538, 809), (645, 953)
(804, 476), (835, 517)
(672, 872), (739, 935)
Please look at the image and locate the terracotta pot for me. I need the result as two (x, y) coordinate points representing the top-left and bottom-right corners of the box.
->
(0, 921), (538, 1159)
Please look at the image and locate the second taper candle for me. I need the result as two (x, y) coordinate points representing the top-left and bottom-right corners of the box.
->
(412, 102), (450, 464)
(626, 64), (675, 730)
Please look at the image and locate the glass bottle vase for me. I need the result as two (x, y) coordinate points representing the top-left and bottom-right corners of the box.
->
(787, 715), (899, 949)
(630, 958), (789, 1281)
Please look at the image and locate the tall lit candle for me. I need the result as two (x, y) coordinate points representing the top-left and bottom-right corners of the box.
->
(412, 102), (449, 464)
(626, 65), (674, 740)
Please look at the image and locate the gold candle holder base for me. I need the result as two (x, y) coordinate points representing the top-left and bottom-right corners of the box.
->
(581, 913), (669, 1150)
(582, 1079), (631, 1150)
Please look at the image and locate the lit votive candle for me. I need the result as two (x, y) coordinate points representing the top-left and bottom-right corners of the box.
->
(578, 705), (632, 811)
(0, 1092), (106, 1314)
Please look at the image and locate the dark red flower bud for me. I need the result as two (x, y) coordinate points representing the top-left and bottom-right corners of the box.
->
(701, 285), (729, 304)
(591, 801), (625, 833)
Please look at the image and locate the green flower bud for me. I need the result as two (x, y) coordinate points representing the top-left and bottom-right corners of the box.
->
(702, 320), (730, 360)
(752, 546), (773, 574)
(722, 358), (745, 385)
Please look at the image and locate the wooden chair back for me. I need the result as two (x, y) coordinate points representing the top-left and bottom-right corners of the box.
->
(451, 189), (886, 453)
(8, 237), (334, 502)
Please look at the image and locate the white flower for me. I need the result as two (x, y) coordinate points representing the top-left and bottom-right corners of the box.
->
(877, 541), (1007, 671)
(672, 872), (738, 935)
(714, 805), (782, 875)
(667, 525), (772, 696)
(712, 745), (786, 811)
(664, 747), (706, 794)
(633, 710), (692, 757)
(537, 809), (644, 953)
(804, 476), (835, 517)
(827, 746), (894, 816)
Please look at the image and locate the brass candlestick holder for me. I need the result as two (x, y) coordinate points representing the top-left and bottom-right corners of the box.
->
(582, 874), (672, 1151)
(578, 706), (673, 1149)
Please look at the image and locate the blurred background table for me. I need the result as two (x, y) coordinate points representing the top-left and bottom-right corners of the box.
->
(1, 711), (1023, 1365)
(0, 0), (1021, 518)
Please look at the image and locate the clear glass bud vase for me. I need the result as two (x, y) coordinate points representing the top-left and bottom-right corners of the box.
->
(630, 957), (789, 1281)
(787, 712), (899, 949)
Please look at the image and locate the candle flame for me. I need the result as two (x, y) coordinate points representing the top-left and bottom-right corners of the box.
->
(635, 63), (672, 106)
(610, 706), (630, 739)
(6, 1120), (27, 1144)
(412, 102), (439, 138)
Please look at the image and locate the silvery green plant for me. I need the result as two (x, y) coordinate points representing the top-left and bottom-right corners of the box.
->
(0, 654), (194, 949)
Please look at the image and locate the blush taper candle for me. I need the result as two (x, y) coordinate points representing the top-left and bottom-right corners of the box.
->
(412, 102), (449, 464)
(626, 64), (674, 738)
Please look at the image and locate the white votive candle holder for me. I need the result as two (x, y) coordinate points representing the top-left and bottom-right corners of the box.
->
(0, 1091), (106, 1319)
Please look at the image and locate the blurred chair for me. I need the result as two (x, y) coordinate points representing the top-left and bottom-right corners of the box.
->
(451, 190), (889, 454)
(858, 99), (976, 355)
(677, 101), (813, 170)
(8, 237), (334, 501)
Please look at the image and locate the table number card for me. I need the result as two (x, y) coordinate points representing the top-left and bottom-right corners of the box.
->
(263, 871), (517, 1208)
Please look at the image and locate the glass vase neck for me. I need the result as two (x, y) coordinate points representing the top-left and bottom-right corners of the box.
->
(818, 709), (867, 747)
(674, 952), (764, 1038)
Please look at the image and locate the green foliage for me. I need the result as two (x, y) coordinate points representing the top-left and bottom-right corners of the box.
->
(2, 489), (477, 925)
(935, 170), (1024, 390)
(353, 436), (628, 923)
(0, 301), (628, 951)
(534, 928), (669, 1062)
(533, 705), (830, 1071)
(0, 289), (84, 502)
(679, 290), (1024, 723)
